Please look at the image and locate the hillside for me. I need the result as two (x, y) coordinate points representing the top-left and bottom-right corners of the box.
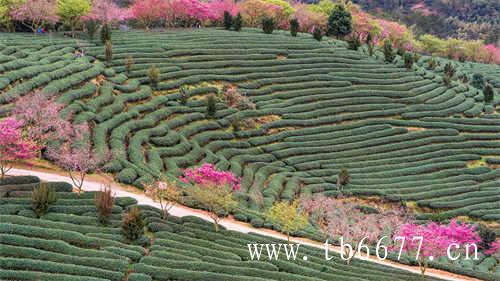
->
(0, 29), (499, 224)
(0, 175), (448, 281)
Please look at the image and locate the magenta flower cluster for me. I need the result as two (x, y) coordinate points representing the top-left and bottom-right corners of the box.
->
(394, 219), (481, 259)
(180, 163), (241, 191)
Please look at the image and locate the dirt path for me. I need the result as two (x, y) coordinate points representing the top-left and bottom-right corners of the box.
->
(7, 167), (478, 281)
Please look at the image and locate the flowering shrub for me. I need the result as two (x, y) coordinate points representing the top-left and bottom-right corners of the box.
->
(0, 118), (38, 178)
(180, 163), (241, 191)
(394, 220), (481, 277)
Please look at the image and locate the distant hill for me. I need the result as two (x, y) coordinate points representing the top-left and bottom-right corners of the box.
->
(352, 0), (500, 44)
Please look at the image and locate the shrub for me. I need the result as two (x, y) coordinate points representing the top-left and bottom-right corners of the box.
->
(125, 55), (134, 75)
(122, 206), (144, 240)
(366, 33), (374, 56)
(31, 183), (57, 218)
(250, 217), (264, 228)
(444, 62), (456, 78)
(403, 52), (414, 69)
(290, 19), (299, 37)
(147, 66), (160, 90)
(427, 58), (437, 70)
(117, 168), (138, 185)
(471, 73), (485, 89)
(231, 117), (241, 132)
(382, 39), (396, 63)
(206, 94), (217, 118)
(128, 273), (152, 281)
(223, 11), (232, 30)
(312, 26), (322, 41)
(483, 84), (494, 103)
(262, 17), (275, 34)
(221, 85), (255, 110)
(179, 86), (189, 105)
(233, 13), (242, 31)
(85, 19), (99, 40)
(105, 40), (113, 65)
(347, 33), (360, 50)
(94, 184), (115, 224)
(336, 168), (350, 191)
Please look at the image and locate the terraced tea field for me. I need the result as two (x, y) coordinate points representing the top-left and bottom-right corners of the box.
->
(0, 29), (499, 226)
(0, 176), (455, 281)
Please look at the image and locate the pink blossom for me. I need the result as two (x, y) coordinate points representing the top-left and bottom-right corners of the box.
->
(10, 0), (59, 32)
(180, 163), (241, 191)
(206, 0), (240, 21)
(83, 0), (130, 23)
(0, 118), (39, 176)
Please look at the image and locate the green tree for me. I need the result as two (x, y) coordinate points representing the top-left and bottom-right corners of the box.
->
(122, 207), (144, 240)
(232, 13), (242, 31)
(366, 32), (374, 56)
(312, 26), (322, 41)
(147, 66), (160, 90)
(206, 94), (217, 118)
(403, 52), (414, 69)
(290, 18), (299, 37)
(265, 200), (308, 244)
(471, 73), (485, 89)
(347, 33), (360, 50)
(31, 183), (57, 218)
(58, 0), (91, 36)
(483, 84), (494, 104)
(262, 17), (275, 34)
(382, 39), (396, 63)
(0, 0), (19, 32)
(187, 184), (238, 231)
(327, 4), (352, 39)
(223, 11), (232, 30)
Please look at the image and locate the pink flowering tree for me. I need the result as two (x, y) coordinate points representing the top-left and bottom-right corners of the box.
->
(292, 3), (327, 32)
(180, 163), (241, 231)
(0, 118), (39, 178)
(13, 91), (77, 150)
(163, 0), (212, 27)
(48, 139), (107, 193)
(485, 241), (500, 259)
(144, 179), (181, 220)
(130, 0), (166, 30)
(394, 220), (481, 277)
(206, 0), (240, 22)
(10, 0), (59, 32)
(84, 0), (129, 23)
(301, 194), (411, 264)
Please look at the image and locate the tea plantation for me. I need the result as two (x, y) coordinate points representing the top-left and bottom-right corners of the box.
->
(0, 29), (499, 225)
(0, 176), (458, 281)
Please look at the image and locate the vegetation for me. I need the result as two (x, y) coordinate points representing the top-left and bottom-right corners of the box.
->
(289, 18), (298, 37)
(94, 184), (115, 224)
(31, 183), (57, 218)
(1, 176), (473, 281)
(327, 4), (352, 39)
(265, 200), (308, 244)
(122, 206), (144, 240)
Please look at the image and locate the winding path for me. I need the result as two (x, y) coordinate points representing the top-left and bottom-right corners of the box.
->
(7, 167), (479, 281)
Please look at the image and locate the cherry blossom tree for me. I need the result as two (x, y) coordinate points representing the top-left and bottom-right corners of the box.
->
(180, 163), (241, 191)
(394, 220), (481, 278)
(10, 0), (59, 32)
(485, 241), (500, 259)
(48, 140), (107, 193)
(13, 91), (76, 150)
(0, 118), (38, 178)
(301, 194), (411, 264)
(130, 0), (166, 30)
(180, 163), (241, 231)
(84, 0), (129, 23)
(292, 3), (326, 32)
(206, 0), (240, 22)
(144, 179), (181, 220)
